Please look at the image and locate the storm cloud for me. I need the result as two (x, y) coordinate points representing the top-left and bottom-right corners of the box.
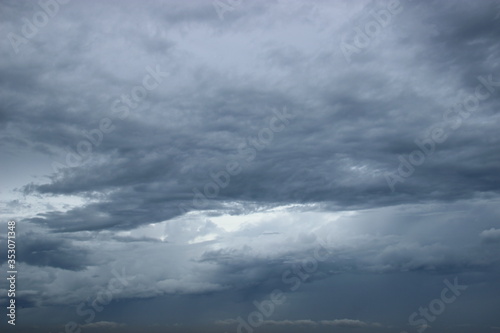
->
(1, 0), (500, 332)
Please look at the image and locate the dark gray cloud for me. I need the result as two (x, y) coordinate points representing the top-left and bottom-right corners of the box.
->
(14, 232), (92, 271)
(1, 0), (500, 332)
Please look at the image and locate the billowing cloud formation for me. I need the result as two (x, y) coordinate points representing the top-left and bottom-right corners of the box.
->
(1, 0), (499, 234)
(480, 228), (500, 243)
(1, 0), (500, 333)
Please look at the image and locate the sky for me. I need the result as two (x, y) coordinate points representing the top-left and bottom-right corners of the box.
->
(1, 0), (500, 332)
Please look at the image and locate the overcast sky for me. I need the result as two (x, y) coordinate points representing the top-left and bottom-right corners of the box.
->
(1, 0), (500, 332)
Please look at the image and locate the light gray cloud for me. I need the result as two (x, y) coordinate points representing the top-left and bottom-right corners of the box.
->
(480, 228), (500, 243)
(81, 321), (126, 329)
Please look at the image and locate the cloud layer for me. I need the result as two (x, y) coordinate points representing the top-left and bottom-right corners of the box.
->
(1, 0), (500, 332)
